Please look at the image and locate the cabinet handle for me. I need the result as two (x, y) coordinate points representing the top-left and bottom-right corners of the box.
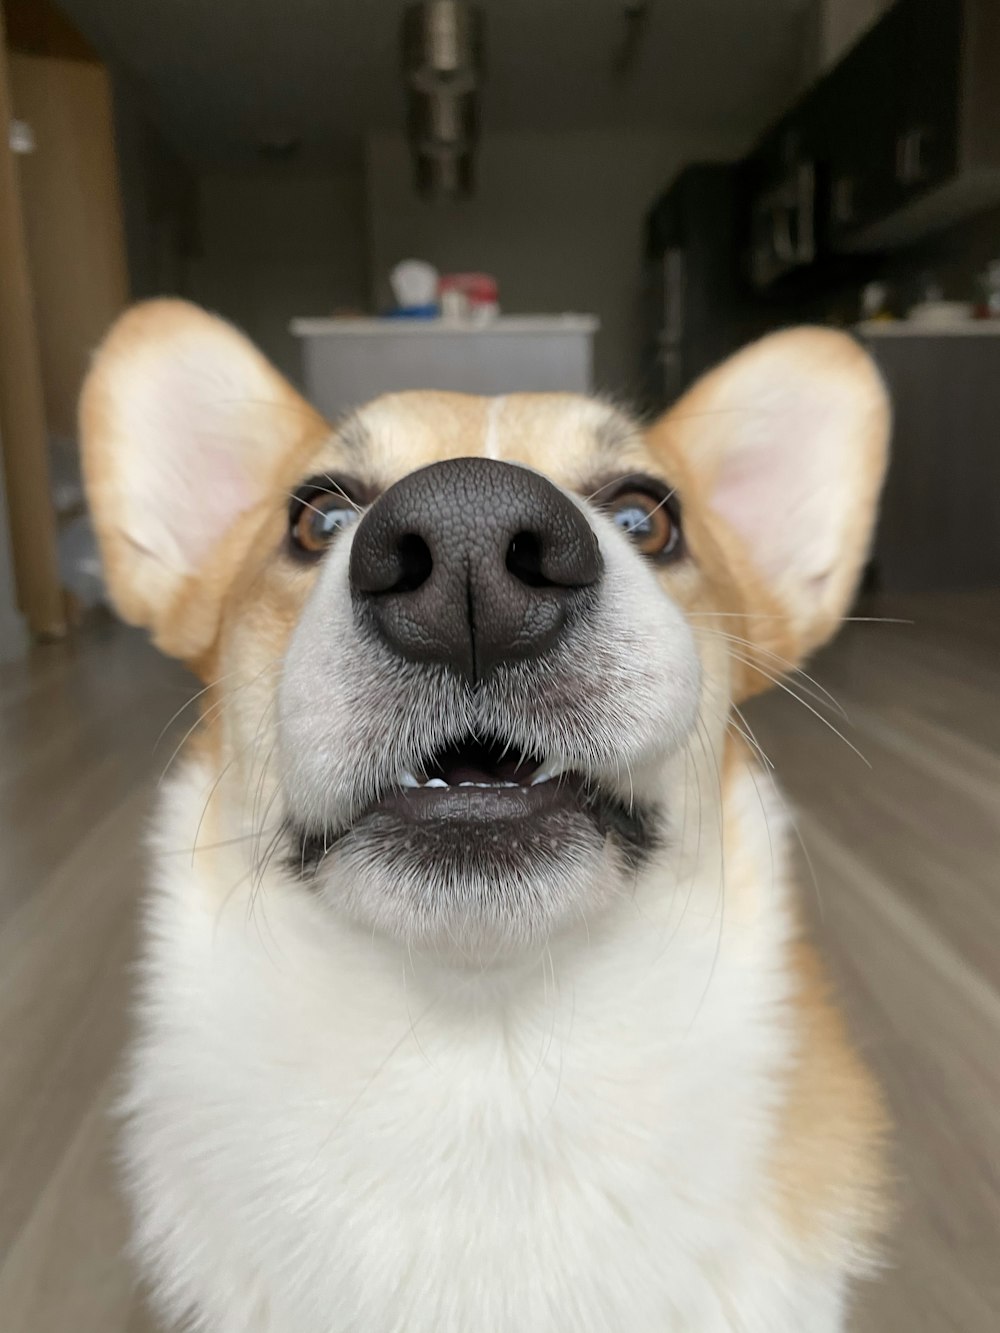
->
(896, 129), (927, 185)
(832, 176), (855, 224)
(771, 208), (797, 264)
(895, 133), (909, 182)
(908, 128), (926, 182)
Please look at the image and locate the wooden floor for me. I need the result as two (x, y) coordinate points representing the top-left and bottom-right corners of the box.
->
(0, 594), (997, 1331)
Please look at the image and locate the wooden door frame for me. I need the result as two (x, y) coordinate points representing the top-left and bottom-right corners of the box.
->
(0, 6), (65, 640)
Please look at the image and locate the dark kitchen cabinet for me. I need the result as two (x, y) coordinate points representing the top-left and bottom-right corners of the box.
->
(744, 113), (821, 289)
(744, 0), (1000, 283)
(821, 0), (962, 245)
(831, 0), (996, 251)
(864, 331), (1000, 592)
(894, 0), (962, 197)
(822, 1), (917, 243)
(641, 165), (762, 411)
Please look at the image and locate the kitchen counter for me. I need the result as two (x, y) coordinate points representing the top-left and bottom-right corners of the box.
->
(290, 314), (599, 337)
(292, 314), (600, 413)
(857, 321), (1000, 337)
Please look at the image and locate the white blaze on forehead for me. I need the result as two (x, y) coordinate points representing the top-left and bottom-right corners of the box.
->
(483, 395), (507, 460)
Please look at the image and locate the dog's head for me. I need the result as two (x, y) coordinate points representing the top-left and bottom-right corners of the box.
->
(81, 301), (889, 956)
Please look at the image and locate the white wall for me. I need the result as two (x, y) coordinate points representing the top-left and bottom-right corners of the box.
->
(365, 130), (737, 399)
(188, 166), (369, 385)
(113, 67), (198, 302)
(187, 131), (742, 399)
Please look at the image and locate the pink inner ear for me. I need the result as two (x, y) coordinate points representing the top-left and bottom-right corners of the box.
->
(709, 403), (846, 589)
(181, 447), (257, 564)
(122, 352), (266, 573)
(712, 451), (801, 579)
(128, 436), (258, 574)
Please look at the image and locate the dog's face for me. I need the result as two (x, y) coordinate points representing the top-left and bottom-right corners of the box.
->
(82, 302), (889, 956)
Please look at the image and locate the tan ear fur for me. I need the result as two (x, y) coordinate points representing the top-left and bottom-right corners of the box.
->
(647, 328), (891, 695)
(80, 300), (330, 662)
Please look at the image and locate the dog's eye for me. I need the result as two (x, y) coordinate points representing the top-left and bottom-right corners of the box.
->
(605, 485), (681, 560)
(289, 480), (361, 558)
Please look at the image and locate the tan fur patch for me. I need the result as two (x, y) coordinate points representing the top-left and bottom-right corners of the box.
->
(770, 938), (891, 1261)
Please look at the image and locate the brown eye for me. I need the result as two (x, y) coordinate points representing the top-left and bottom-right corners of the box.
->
(289, 481), (361, 558)
(606, 486), (680, 560)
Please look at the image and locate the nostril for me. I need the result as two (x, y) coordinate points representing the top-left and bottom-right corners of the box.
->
(387, 532), (433, 594)
(506, 531), (557, 589)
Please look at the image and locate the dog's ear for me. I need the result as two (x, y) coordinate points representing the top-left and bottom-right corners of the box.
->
(650, 328), (890, 687)
(81, 300), (330, 662)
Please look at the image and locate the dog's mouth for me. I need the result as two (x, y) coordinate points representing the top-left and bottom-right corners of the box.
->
(292, 729), (658, 876)
(287, 716), (661, 947)
(366, 732), (581, 824)
(400, 734), (564, 792)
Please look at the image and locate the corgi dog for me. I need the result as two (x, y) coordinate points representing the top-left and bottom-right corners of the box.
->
(81, 300), (890, 1333)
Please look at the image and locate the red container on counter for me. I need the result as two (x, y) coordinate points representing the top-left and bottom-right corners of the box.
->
(439, 273), (499, 322)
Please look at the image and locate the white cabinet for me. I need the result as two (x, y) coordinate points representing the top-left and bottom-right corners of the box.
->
(291, 315), (598, 417)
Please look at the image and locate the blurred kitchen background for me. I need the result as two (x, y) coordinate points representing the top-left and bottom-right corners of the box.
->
(0, 0), (997, 629)
(1, 2), (998, 1331)
(4, 0), (1000, 638)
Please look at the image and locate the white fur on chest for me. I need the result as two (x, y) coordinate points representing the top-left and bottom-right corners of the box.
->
(123, 761), (843, 1333)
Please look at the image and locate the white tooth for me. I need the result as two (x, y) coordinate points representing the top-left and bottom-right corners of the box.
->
(399, 771), (421, 789)
(530, 756), (569, 786)
(424, 777), (448, 789)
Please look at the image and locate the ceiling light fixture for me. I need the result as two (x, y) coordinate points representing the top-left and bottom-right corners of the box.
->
(402, 0), (485, 199)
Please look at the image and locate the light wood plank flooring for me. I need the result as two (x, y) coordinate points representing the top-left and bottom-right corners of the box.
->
(1, 594), (997, 1331)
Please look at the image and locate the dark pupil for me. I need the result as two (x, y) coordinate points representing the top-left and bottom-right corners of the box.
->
(312, 505), (353, 539)
(614, 503), (653, 539)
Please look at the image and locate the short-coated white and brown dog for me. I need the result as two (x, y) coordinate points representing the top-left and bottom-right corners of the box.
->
(81, 300), (891, 1333)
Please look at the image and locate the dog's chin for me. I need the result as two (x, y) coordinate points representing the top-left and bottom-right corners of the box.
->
(287, 758), (658, 957)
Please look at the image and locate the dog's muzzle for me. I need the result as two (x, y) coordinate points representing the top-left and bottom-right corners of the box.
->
(348, 457), (603, 685)
(280, 457), (670, 947)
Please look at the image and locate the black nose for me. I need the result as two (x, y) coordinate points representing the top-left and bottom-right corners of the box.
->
(349, 457), (603, 684)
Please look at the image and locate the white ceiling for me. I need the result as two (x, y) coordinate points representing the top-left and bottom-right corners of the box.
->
(58, 0), (819, 166)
